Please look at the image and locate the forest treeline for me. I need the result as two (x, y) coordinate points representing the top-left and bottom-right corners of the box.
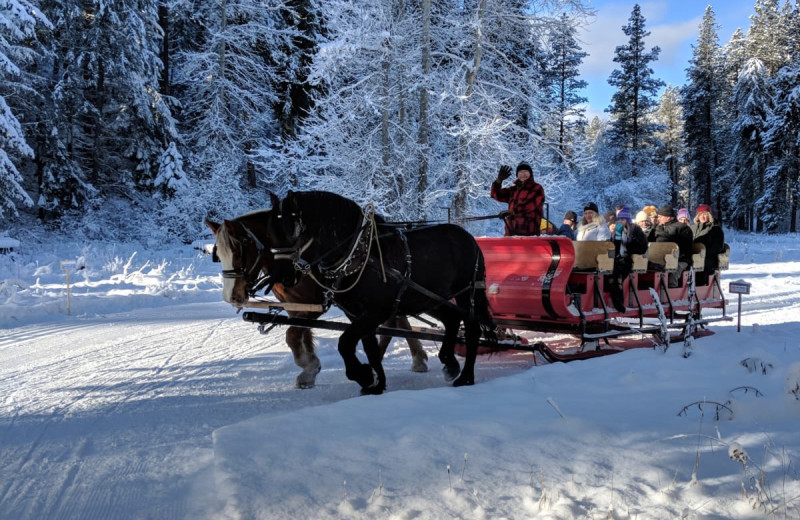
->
(1, 0), (799, 240)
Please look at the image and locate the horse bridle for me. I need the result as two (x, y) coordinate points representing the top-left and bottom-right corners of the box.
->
(212, 222), (273, 297)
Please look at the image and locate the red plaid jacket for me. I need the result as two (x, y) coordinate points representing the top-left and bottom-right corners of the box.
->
(491, 178), (545, 236)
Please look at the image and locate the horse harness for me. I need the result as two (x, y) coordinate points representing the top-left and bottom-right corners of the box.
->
(270, 202), (485, 320)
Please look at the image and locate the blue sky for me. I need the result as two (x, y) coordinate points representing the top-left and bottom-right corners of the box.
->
(577, 1), (756, 119)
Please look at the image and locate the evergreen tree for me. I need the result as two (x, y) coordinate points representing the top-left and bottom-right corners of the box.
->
(655, 86), (685, 207)
(761, 60), (800, 232)
(605, 4), (665, 176)
(31, 0), (178, 215)
(0, 0), (48, 217)
(176, 0), (299, 192)
(724, 58), (773, 230)
(747, 0), (792, 76)
(541, 12), (589, 165)
(154, 141), (189, 199)
(681, 6), (720, 209)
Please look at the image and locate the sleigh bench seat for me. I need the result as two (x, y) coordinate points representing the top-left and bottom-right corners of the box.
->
(571, 241), (615, 273)
(645, 242), (679, 272)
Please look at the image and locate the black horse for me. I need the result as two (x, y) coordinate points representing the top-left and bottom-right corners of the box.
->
(266, 190), (496, 394)
(205, 211), (428, 389)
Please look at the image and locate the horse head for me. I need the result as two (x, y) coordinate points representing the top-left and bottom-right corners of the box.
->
(264, 191), (315, 288)
(205, 215), (271, 307)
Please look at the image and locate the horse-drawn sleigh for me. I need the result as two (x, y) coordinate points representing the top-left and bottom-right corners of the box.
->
(206, 191), (731, 394)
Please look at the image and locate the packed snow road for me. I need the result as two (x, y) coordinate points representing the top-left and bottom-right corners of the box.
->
(0, 301), (535, 520)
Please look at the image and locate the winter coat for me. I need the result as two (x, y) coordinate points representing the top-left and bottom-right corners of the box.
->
(576, 215), (612, 241)
(649, 219), (694, 265)
(491, 177), (545, 236)
(612, 222), (648, 278)
(557, 224), (576, 240)
(692, 221), (725, 273)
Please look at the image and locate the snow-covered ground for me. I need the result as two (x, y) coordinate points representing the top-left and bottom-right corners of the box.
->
(1, 230), (799, 519)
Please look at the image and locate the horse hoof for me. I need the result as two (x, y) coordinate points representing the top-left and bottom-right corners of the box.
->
(411, 359), (428, 373)
(441, 363), (460, 382)
(452, 376), (474, 387)
(295, 380), (315, 389)
(360, 384), (385, 396)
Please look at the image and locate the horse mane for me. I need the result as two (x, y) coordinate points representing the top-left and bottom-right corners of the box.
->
(289, 191), (376, 238)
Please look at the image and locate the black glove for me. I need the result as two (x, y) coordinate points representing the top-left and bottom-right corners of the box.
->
(497, 165), (512, 181)
(498, 210), (513, 220)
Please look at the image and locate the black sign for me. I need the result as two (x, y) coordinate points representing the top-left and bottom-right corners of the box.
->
(729, 280), (751, 295)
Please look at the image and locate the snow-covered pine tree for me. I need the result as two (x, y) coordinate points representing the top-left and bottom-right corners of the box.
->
(154, 141), (189, 199)
(541, 12), (589, 166)
(175, 0), (299, 195)
(0, 0), (48, 217)
(681, 6), (720, 211)
(724, 58), (773, 231)
(747, 0), (793, 77)
(655, 86), (685, 207)
(605, 4), (665, 177)
(761, 61), (800, 232)
(31, 0), (178, 213)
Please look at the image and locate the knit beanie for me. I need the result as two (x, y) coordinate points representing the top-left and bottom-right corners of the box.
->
(695, 204), (712, 215)
(677, 208), (690, 220)
(657, 205), (675, 218)
(616, 206), (632, 224)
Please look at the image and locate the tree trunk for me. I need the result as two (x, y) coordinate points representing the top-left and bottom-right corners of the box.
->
(416, 0), (431, 219)
(453, 0), (487, 219)
(158, 2), (170, 97)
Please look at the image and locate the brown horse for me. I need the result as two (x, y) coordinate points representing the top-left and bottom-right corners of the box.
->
(205, 211), (427, 389)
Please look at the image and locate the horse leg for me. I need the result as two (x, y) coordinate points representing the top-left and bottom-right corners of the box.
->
(453, 320), (479, 387)
(286, 326), (321, 389)
(437, 315), (461, 382)
(378, 316), (428, 373)
(360, 333), (387, 395)
(339, 314), (384, 393)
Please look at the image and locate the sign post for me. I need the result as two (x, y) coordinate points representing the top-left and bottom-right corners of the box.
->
(60, 260), (77, 316)
(728, 280), (751, 332)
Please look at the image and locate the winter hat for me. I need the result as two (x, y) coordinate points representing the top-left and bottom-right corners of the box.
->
(677, 208), (690, 220)
(635, 210), (649, 223)
(695, 204), (712, 215)
(583, 202), (599, 213)
(616, 206), (632, 224)
(657, 205), (675, 218)
(564, 210), (577, 222)
(516, 162), (532, 175)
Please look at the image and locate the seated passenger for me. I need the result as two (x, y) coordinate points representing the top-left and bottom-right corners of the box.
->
(608, 206), (648, 311)
(558, 210), (577, 239)
(648, 205), (694, 288)
(677, 208), (691, 225)
(576, 202), (611, 241)
(691, 203), (725, 285)
(491, 162), (545, 236)
(635, 210), (653, 235)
